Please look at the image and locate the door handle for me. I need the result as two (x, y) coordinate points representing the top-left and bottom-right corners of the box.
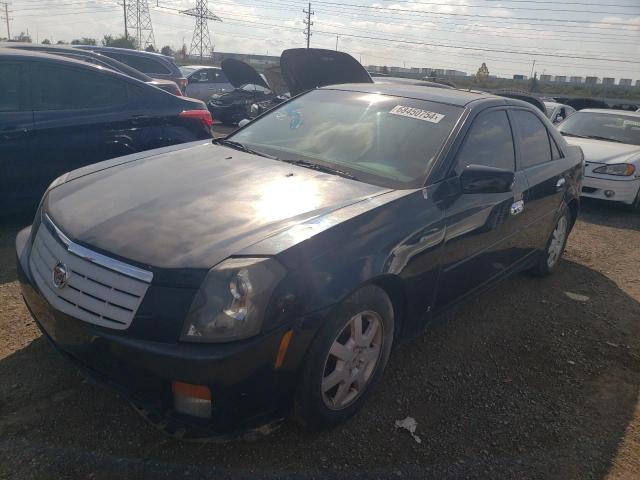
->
(556, 177), (566, 189)
(510, 200), (524, 216)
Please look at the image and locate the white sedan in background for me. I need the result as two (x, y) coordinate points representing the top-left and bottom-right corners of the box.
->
(558, 109), (640, 210)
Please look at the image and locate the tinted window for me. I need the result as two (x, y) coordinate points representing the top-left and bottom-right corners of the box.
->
(0, 62), (21, 112)
(33, 64), (129, 110)
(455, 110), (515, 173)
(207, 69), (228, 83)
(230, 89), (463, 189)
(102, 52), (171, 75)
(512, 110), (552, 168)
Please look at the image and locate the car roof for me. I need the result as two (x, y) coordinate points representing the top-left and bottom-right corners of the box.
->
(579, 108), (640, 117)
(323, 82), (500, 107)
(0, 46), (93, 65)
(80, 45), (173, 60)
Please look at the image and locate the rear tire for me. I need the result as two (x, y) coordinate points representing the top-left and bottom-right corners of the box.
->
(530, 203), (571, 276)
(294, 285), (394, 431)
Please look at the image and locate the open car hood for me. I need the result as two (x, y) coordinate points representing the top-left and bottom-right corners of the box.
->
(221, 58), (269, 89)
(280, 48), (373, 96)
(263, 65), (289, 97)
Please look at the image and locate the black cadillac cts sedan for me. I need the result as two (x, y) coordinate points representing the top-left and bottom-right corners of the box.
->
(16, 83), (583, 439)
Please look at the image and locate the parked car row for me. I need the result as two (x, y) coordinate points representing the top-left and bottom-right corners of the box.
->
(0, 47), (212, 216)
(13, 48), (588, 441)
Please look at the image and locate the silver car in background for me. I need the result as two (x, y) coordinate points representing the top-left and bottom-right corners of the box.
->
(559, 109), (640, 210)
(545, 101), (576, 124)
(180, 65), (234, 101)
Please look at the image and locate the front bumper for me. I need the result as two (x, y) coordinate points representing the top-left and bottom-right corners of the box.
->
(16, 226), (308, 440)
(581, 176), (640, 205)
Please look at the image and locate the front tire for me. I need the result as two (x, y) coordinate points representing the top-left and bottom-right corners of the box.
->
(294, 285), (394, 430)
(530, 204), (571, 276)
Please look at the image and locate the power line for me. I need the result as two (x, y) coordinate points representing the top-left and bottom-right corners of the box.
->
(311, 0), (639, 27)
(381, 0), (640, 15)
(181, 0), (221, 59)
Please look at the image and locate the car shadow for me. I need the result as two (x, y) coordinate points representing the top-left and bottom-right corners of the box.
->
(579, 198), (640, 232)
(0, 225), (21, 285)
(1, 258), (638, 479)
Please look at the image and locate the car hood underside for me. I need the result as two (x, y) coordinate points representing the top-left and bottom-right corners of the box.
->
(45, 143), (390, 270)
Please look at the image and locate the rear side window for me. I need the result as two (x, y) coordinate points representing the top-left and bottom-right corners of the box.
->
(103, 52), (171, 75)
(0, 62), (21, 112)
(512, 110), (552, 168)
(33, 64), (129, 110)
(455, 110), (515, 173)
(207, 69), (228, 83)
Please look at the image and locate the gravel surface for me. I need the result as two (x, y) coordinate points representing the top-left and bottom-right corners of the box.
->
(1, 199), (639, 480)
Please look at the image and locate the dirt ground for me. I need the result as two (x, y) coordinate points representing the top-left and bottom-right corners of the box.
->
(1, 198), (639, 480)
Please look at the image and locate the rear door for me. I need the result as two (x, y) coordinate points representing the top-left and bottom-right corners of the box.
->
(510, 108), (570, 249)
(0, 60), (34, 212)
(30, 61), (147, 199)
(435, 108), (529, 310)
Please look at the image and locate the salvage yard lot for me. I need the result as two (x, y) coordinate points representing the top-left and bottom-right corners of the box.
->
(1, 200), (639, 480)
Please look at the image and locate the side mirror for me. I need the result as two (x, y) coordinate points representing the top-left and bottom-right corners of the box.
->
(460, 164), (515, 194)
(555, 114), (564, 123)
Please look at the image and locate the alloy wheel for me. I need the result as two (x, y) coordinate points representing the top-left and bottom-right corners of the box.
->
(321, 310), (384, 410)
(547, 216), (568, 268)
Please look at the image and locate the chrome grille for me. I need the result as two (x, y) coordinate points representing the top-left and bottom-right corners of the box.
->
(29, 217), (152, 330)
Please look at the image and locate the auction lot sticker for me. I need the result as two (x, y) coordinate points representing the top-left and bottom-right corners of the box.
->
(390, 105), (445, 123)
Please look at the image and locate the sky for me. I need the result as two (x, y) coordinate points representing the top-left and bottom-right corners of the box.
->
(6, 0), (640, 81)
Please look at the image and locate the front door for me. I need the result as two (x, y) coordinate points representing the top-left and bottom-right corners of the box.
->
(0, 60), (34, 214)
(435, 108), (529, 311)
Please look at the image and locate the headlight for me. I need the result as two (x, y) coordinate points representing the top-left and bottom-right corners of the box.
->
(181, 257), (286, 343)
(593, 164), (635, 176)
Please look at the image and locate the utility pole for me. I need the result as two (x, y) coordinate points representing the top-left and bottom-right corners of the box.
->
(303, 2), (313, 48)
(530, 59), (536, 79)
(181, 0), (221, 61)
(125, 0), (155, 49)
(122, 0), (128, 39)
(1, 2), (11, 40)
(335, 34), (338, 51)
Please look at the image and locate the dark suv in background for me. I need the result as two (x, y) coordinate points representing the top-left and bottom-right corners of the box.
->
(77, 46), (188, 93)
(0, 48), (212, 217)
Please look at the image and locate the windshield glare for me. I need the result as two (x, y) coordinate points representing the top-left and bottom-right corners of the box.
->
(558, 112), (640, 145)
(229, 89), (463, 188)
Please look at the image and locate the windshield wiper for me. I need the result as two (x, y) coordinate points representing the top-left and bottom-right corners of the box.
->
(559, 132), (589, 138)
(584, 135), (626, 143)
(279, 158), (357, 180)
(212, 138), (278, 159)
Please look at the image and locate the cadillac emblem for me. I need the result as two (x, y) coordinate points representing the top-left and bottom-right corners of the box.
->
(52, 261), (70, 289)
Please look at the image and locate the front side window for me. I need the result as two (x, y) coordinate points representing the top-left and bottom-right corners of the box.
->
(33, 64), (129, 110)
(558, 111), (640, 146)
(230, 89), (463, 188)
(512, 110), (552, 168)
(0, 62), (21, 112)
(454, 110), (515, 173)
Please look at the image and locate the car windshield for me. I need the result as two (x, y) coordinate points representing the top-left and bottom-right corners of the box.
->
(558, 112), (640, 145)
(229, 89), (463, 188)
